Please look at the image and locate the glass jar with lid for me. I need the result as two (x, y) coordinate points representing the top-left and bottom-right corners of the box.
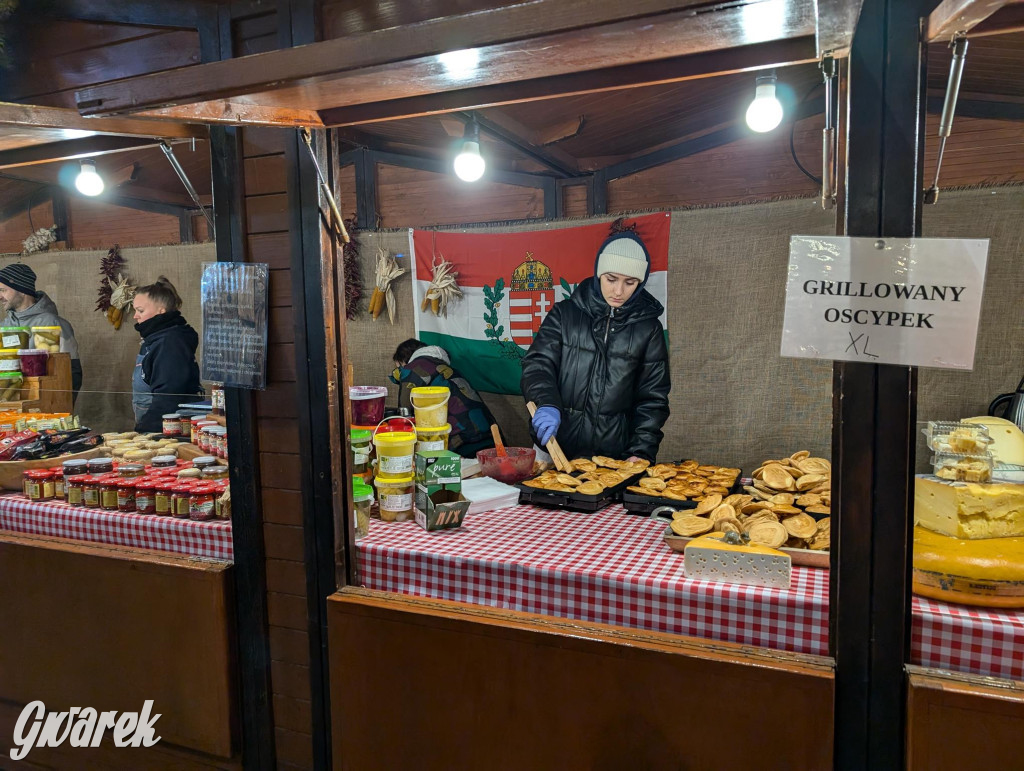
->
(189, 484), (217, 521)
(99, 475), (120, 510)
(88, 458), (114, 476)
(82, 477), (101, 508)
(49, 467), (66, 500)
(118, 463), (145, 479)
(162, 413), (182, 436)
(116, 480), (137, 513)
(201, 465), (229, 481)
(66, 475), (89, 507)
(23, 469), (54, 501)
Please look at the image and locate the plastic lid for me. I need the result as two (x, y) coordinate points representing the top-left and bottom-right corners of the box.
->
(116, 479), (137, 488)
(162, 413), (181, 419)
(0, 326), (27, 330)
(30, 325), (60, 330)
(0, 371), (22, 379)
(373, 431), (416, 445)
(66, 474), (91, 483)
(374, 474), (414, 486)
(63, 459), (88, 468)
(349, 385), (388, 400)
(350, 429), (372, 442)
(17, 349), (47, 355)
(352, 479), (374, 501)
(0, 348), (19, 354)
(415, 423), (452, 435)
(410, 386), (449, 396)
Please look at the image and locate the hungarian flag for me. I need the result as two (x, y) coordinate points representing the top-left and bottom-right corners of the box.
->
(410, 213), (671, 394)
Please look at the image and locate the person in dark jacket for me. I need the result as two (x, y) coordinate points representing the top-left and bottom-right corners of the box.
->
(131, 276), (203, 432)
(391, 340), (496, 458)
(521, 231), (670, 462)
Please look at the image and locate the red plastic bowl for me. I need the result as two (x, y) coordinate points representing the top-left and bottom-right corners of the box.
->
(476, 447), (536, 483)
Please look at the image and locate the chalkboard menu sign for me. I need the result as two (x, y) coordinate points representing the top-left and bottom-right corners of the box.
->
(201, 262), (269, 389)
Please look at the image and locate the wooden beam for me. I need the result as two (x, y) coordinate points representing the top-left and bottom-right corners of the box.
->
(927, 0), (1012, 41)
(179, 211), (196, 243)
(466, 109), (581, 177)
(816, 0), (866, 56)
(46, 0), (203, 27)
(0, 102), (205, 139)
(353, 148), (378, 230)
(536, 115), (585, 146)
(319, 36), (818, 128)
(51, 188), (70, 246)
(925, 95), (1024, 121)
(0, 136), (192, 170)
(965, 2), (1024, 36)
(75, 0), (815, 123)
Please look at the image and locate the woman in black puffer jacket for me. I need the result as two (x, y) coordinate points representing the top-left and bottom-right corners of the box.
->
(521, 231), (671, 462)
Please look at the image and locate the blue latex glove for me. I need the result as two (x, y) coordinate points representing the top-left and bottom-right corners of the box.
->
(532, 406), (561, 445)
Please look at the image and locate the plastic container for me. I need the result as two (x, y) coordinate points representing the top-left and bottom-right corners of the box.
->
(373, 431), (416, 478)
(31, 326), (61, 353)
(350, 386), (389, 425)
(189, 484), (218, 521)
(135, 480), (158, 515)
(66, 475), (89, 507)
(16, 349), (48, 377)
(0, 326), (30, 349)
(116, 480), (137, 513)
(933, 452), (993, 483)
(162, 413), (182, 436)
(922, 421), (994, 455)
(415, 423), (452, 453)
(350, 428), (373, 480)
(476, 446), (537, 483)
(410, 386), (450, 428)
(374, 474), (415, 522)
(0, 348), (20, 373)
(0, 371), (23, 401)
(353, 479), (373, 539)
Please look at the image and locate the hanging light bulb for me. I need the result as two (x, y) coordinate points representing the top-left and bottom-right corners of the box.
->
(74, 159), (105, 196)
(745, 73), (784, 133)
(453, 121), (485, 182)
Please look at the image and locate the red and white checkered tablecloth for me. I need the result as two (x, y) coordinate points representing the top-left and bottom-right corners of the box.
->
(358, 503), (1024, 679)
(0, 493), (233, 562)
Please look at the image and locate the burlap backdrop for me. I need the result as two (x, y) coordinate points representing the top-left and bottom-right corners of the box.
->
(349, 187), (1022, 473)
(1, 242), (213, 431)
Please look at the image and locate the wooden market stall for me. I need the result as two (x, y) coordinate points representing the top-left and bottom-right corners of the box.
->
(1, 0), (1023, 769)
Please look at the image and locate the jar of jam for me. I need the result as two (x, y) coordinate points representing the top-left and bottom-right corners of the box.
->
(189, 484), (217, 521)
(179, 414), (193, 437)
(192, 456), (218, 471)
(201, 465), (229, 481)
(162, 413), (181, 436)
(135, 480), (158, 515)
(99, 475), (120, 510)
(23, 469), (54, 501)
(49, 468), (66, 500)
(171, 482), (195, 518)
(66, 474), (89, 507)
(116, 480), (137, 512)
(88, 458), (114, 476)
(192, 419), (216, 445)
(199, 426), (217, 453)
(154, 481), (175, 515)
(151, 454), (177, 469)
(63, 458), (89, 477)
(82, 477), (101, 508)
(118, 463), (145, 478)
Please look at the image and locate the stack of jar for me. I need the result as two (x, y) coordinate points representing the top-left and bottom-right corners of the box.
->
(192, 418), (229, 460)
(24, 454), (232, 521)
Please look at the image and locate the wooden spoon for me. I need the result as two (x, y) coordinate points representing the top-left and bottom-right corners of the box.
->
(491, 424), (507, 456)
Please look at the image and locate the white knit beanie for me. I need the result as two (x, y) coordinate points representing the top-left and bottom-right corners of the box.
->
(595, 236), (648, 282)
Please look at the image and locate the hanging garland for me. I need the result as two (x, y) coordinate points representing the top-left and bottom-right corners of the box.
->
(95, 245), (136, 330)
(341, 217), (362, 320)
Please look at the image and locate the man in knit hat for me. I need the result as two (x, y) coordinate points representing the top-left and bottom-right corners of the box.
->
(521, 231), (670, 462)
(0, 263), (83, 402)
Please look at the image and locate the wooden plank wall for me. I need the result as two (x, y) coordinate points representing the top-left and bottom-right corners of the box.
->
(232, 11), (315, 768)
(0, 199), (54, 253)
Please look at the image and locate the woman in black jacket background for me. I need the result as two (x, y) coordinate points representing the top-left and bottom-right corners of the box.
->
(521, 231), (671, 462)
(131, 276), (203, 432)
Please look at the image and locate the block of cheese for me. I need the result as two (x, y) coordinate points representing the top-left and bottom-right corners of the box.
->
(915, 475), (1024, 539)
(912, 526), (1024, 607)
(962, 416), (1024, 466)
(683, 533), (792, 590)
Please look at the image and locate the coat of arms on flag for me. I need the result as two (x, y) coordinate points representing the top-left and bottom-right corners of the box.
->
(410, 213), (671, 395)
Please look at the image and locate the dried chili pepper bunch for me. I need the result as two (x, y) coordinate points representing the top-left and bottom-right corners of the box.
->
(95, 244), (135, 329)
(341, 217), (362, 320)
(368, 247), (405, 323)
(420, 255), (463, 317)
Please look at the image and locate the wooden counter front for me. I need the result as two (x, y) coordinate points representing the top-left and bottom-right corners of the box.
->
(907, 666), (1024, 770)
(0, 532), (238, 764)
(329, 588), (835, 770)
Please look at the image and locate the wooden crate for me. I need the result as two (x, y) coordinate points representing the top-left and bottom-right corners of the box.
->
(0, 352), (73, 415)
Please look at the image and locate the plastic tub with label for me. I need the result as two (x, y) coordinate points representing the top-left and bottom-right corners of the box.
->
(374, 474), (414, 522)
(415, 423), (452, 453)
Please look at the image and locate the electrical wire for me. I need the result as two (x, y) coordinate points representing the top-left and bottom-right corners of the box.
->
(789, 81), (825, 185)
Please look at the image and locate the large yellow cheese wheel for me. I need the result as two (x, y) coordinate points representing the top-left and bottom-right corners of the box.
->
(962, 415), (1024, 465)
(912, 526), (1024, 608)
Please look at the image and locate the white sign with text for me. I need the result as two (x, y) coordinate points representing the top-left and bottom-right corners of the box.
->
(781, 236), (989, 370)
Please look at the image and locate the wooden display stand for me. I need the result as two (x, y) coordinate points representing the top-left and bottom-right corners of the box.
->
(0, 352), (73, 415)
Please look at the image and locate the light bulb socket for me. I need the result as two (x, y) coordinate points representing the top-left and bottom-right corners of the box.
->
(461, 140), (481, 156)
(463, 120), (480, 143)
(80, 159), (98, 174)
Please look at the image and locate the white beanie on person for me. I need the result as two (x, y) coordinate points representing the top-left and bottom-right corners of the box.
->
(595, 234), (649, 282)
